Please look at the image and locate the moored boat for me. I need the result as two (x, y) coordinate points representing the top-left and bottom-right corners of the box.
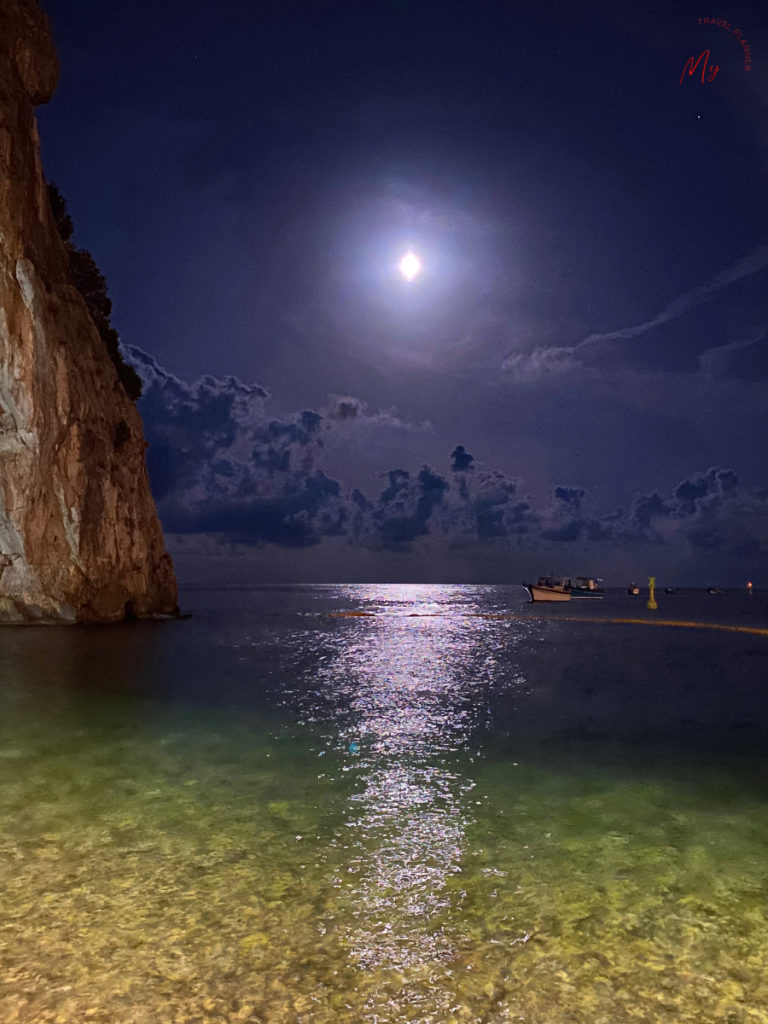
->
(570, 576), (604, 599)
(523, 576), (571, 602)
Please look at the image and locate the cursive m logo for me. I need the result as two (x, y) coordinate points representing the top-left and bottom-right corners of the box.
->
(680, 49), (721, 84)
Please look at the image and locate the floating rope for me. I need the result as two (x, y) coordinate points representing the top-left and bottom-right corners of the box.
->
(327, 610), (768, 636)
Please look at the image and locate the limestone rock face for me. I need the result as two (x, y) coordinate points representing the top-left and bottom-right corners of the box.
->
(0, 0), (178, 623)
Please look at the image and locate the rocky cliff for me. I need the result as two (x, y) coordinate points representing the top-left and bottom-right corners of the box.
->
(0, 0), (178, 622)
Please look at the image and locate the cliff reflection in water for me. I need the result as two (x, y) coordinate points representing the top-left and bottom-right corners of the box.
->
(313, 585), (506, 976)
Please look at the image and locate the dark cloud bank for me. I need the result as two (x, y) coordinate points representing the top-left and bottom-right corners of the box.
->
(128, 347), (768, 585)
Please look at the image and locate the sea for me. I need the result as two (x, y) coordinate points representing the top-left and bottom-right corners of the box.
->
(2, 583), (768, 1024)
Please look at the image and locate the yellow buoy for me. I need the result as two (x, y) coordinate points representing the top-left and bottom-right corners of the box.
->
(647, 575), (658, 610)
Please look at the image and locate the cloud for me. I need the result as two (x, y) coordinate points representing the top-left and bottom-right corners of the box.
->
(127, 345), (271, 501)
(503, 247), (768, 388)
(516, 466), (768, 566)
(323, 393), (428, 432)
(698, 328), (766, 382)
(539, 487), (587, 541)
(577, 244), (768, 353)
(553, 486), (585, 512)
(128, 348), (768, 576)
(377, 185), (497, 238)
(127, 346), (407, 546)
(359, 466), (449, 550)
(467, 472), (529, 541)
(450, 444), (475, 472)
(630, 491), (674, 532)
(618, 468), (768, 563)
(501, 345), (589, 385)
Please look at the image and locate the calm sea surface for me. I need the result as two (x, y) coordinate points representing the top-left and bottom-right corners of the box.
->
(2, 584), (768, 1023)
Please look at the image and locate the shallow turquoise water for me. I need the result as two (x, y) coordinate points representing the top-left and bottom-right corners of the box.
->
(2, 584), (768, 1023)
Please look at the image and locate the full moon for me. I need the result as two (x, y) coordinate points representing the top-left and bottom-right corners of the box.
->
(399, 251), (422, 281)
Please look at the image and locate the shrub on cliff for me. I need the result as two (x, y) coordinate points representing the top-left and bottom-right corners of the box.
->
(48, 182), (73, 242)
(47, 182), (142, 401)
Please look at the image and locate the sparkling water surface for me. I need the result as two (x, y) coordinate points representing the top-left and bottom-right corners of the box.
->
(2, 584), (768, 1023)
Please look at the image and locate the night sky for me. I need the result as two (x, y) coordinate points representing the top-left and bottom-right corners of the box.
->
(37, 0), (768, 584)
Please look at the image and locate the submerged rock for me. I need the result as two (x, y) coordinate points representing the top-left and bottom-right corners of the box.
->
(0, 0), (178, 623)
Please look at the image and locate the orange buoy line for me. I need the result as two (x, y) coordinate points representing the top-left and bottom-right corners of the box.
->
(487, 613), (768, 636)
(475, 613), (768, 636)
(327, 610), (768, 636)
(328, 611), (376, 617)
(558, 616), (768, 637)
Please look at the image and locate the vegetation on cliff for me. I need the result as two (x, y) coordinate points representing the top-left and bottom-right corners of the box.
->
(47, 181), (142, 401)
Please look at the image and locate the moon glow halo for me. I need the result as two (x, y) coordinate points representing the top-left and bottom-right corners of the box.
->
(399, 251), (422, 281)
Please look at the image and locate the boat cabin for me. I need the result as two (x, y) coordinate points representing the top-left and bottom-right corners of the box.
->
(572, 576), (602, 591)
(536, 576), (570, 592)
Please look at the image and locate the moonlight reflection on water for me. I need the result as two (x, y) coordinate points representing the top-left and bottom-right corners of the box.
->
(328, 589), (483, 969)
(310, 585), (507, 1017)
